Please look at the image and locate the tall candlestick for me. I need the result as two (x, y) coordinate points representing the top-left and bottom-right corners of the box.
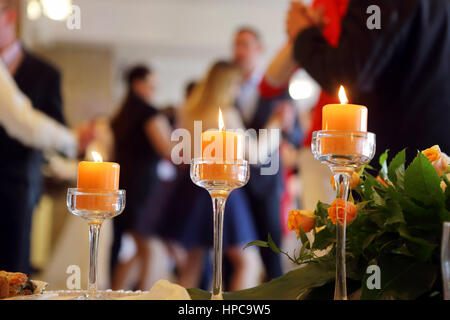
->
(190, 107), (250, 300)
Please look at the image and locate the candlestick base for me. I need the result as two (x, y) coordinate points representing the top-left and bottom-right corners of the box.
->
(67, 188), (126, 300)
(190, 158), (249, 300)
(311, 130), (375, 300)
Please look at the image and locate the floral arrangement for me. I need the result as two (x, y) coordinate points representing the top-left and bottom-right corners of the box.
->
(188, 146), (449, 300)
(245, 146), (449, 300)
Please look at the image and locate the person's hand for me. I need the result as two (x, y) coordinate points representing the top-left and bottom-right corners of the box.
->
(286, 2), (314, 41)
(307, 5), (327, 28)
(286, 2), (326, 41)
(74, 120), (96, 156)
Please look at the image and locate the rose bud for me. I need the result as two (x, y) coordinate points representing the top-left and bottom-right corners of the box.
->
(422, 145), (448, 177)
(327, 199), (357, 226)
(287, 209), (315, 234)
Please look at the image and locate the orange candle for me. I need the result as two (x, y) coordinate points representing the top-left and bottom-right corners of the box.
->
(321, 86), (368, 154)
(322, 86), (367, 131)
(76, 152), (120, 211)
(200, 108), (244, 181)
(201, 130), (244, 161)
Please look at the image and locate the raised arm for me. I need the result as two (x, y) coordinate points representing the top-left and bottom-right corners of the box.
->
(290, 0), (409, 96)
(0, 61), (77, 157)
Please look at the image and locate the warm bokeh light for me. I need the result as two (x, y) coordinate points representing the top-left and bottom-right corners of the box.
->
(91, 151), (103, 163)
(289, 79), (313, 100)
(338, 85), (348, 104)
(41, 0), (72, 21)
(218, 107), (224, 131)
(27, 0), (42, 21)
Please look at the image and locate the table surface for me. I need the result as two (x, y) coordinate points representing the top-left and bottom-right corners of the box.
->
(5, 290), (150, 300)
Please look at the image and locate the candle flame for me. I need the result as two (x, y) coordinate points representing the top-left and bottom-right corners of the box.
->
(218, 107), (225, 131)
(92, 151), (103, 163)
(338, 85), (348, 104)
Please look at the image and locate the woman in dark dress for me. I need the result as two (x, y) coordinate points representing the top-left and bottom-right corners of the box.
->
(110, 65), (172, 290)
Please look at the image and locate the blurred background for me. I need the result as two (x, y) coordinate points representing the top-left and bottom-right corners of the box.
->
(22, 0), (319, 124)
(3, 0), (448, 298)
(14, 0), (319, 290)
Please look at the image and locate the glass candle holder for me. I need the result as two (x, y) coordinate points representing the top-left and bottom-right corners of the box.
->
(312, 130), (376, 300)
(67, 188), (125, 300)
(190, 158), (249, 300)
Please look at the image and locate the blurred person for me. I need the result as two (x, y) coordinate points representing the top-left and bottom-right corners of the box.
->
(0, 60), (77, 157)
(160, 105), (177, 128)
(232, 27), (304, 280)
(0, 0), (68, 273)
(110, 65), (172, 290)
(286, 0), (450, 162)
(184, 80), (197, 101)
(159, 61), (287, 291)
(259, 0), (349, 211)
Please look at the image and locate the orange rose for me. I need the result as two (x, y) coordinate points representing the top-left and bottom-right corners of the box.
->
(287, 209), (315, 234)
(327, 199), (357, 226)
(422, 145), (448, 176)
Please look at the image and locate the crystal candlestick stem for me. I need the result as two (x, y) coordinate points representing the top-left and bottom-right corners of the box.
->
(190, 158), (249, 300)
(312, 130), (375, 300)
(67, 188), (125, 300)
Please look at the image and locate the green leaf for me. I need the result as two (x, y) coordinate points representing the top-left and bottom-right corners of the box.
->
(395, 165), (405, 190)
(404, 153), (445, 206)
(267, 233), (281, 254)
(311, 226), (335, 250)
(243, 240), (269, 250)
(362, 174), (376, 200)
(379, 150), (389, 180)
(398, 225), (437, 261)
(360, 255), (437, 300)
(362, 233), (378, 250)
(384, 199), (404, 225)
(188, 257), (337, 300)
(314, 201), (330, 219)
(372, 190), (386, 206)
(356, 200), (372, 211)
(388, 149), (406, 186)
(298, 227), (310, 250)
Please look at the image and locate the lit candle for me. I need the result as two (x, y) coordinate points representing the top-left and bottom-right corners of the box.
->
(200, 108), (244, 181)
(321, 86), (368, 155)
(322, 86), (367, 131)
(76, 151), (120, 210)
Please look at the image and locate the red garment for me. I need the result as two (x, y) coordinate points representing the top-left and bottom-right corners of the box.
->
(280, 168), (294, 235)
(259, 0), (349, 146)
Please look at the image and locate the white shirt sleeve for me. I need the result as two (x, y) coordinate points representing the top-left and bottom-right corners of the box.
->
(0, 60), (77, 158)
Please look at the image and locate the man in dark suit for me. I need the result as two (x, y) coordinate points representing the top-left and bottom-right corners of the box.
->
(287, 0), (450, 162)
(233, 27), (303, 280)
(0, 0), (66, 272)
